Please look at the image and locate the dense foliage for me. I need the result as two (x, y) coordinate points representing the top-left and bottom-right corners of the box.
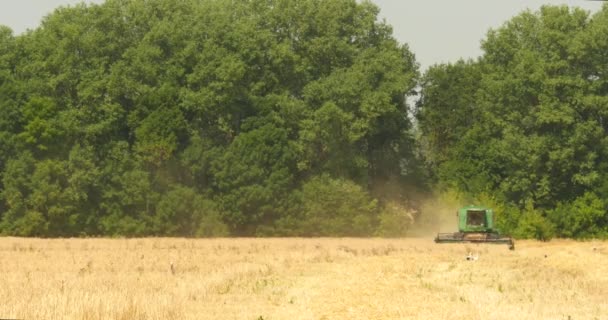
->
(2, 1), (607, 239)
(418, 5), (608, 239)
(0, 0), (421, 236)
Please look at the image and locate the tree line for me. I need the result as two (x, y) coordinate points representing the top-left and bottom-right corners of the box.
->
(0, 0), (606, 239)
(418, 5), (608, 239)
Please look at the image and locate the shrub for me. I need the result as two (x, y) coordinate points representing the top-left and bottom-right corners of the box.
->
(196, 211), (230, 237)
(154, 186), (229, 237)
(548, 192), (607, 239)
(513, 203), (555, 241)
(376, 201), (414, 237)
(289, 175), (378, 236)
(13, 211), (47, 236)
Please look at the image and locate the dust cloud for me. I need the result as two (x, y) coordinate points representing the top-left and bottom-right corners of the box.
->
(407, 192), (463, 237)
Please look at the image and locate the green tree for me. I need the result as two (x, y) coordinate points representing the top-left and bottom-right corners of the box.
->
(416, 61), (482, 173)
(417, 5), (608, 238)
(0, 0), (419, 237)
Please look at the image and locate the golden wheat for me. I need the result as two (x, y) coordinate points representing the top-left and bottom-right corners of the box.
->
(0, 237), (605, 319)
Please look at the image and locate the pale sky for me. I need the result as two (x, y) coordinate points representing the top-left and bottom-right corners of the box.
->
(0, 0), (604, 71)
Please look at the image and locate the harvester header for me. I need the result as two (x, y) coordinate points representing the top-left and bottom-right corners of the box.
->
(435, 206), (514, 250)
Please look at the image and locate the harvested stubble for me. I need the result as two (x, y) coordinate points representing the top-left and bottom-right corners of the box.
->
(0, 237), (606, 319)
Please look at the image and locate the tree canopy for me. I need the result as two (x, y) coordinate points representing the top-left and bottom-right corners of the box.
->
(0, 0), (420, 237)
(417, 5), (608, 239)
(1, 1), (608, 239)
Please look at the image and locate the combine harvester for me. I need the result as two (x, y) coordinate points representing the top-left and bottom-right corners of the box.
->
(435, 205), (515, 250)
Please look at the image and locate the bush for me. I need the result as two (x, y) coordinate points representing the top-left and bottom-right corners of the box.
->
(196, 211), (230, 237)
(100, 214), (148, 237)
(376, 201), (414, 237)
(513, 203), (555, 241)
(153, 186), (229, 237)
(286, 175), (378, 236)
(13, 211), (47, 236)
(548, 192), (607, 239)
(494, 204), (522, 236)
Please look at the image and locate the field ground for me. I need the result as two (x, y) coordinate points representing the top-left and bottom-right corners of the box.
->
(0, 237), (606, 320)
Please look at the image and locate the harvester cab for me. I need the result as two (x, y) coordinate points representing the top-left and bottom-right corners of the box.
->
(435, 206), (514, 250)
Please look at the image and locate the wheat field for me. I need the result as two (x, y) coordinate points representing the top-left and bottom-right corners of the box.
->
(0, 237), (606, 320)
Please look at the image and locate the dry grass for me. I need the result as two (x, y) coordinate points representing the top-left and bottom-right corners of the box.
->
(0, 237), (606, 319)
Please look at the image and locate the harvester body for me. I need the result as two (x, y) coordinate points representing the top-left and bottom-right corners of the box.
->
(435, 206), (514, 250)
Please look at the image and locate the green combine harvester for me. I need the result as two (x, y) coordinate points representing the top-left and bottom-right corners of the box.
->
(435, 205), (515, 250)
